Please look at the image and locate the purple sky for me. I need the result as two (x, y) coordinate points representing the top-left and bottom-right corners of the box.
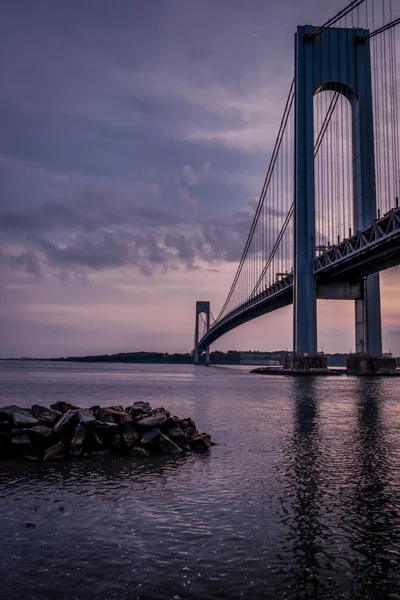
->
(1, 0), (399, 358)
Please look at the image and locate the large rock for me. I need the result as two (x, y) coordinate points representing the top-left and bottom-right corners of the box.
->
(126, 402), (150, 418)
(95, 407), (132, 425)
(77, 408), (96, 426)
(184, 426), (198, 440)
(94, 421), (119, 432)
(44, 441), (65, 460)
(28, 425), (53, 455)
(167, 427), (186, 444)
(31, 405), (62, 426)
(0, 405), (23, 420)
(137, 413), (168, 429)
(147, 407), (171, 418)
(11, 432), (32, 453)
(12, 410), (39, 428)
(121, 424), (140, 448)
(141, 427), (161, 445)
(158, 433), (183, 455)
(53, 409), (79, 434)
(50, 401), (79, 414)
(185, 433), (212, 451)
(70, 424), (86, 457)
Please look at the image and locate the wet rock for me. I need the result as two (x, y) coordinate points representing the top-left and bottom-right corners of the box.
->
(147, 407), (171, 418)
(29, 425), (53, 439)
(137, 413), (168, 429)
(108, 433), (121, 452)
(127, 402), (150, 418)
(44, 441), (65, 461)
(181, 418), (195, 430)
(184, 426), (198, 440)
(94, 421), (119, 432)
(25, 522), (36, 528)
(0, 401), (212, 462)
(167, 427), (186, 444)
(130, 446), (149, 457)
(12, 411), (39, 428)
(50, 401), (79, 414)
(0, 405), (23, 420)
(89, 405), (100, 413)
(95, 407), (132, 425)
(185, 433), (212, 451)
(70, 424), (86, 457)
(87, 428), (104, 449)
(53, 409), (79, 434)
(28, 425), (53, 454)
(77, 408), (96, 426)
(141, 428), (161, 445)
(31, 405), (62, 427)
(121, 424), (140, 448)
(11, 432), (32, 453)
(158, 433), (183, 455)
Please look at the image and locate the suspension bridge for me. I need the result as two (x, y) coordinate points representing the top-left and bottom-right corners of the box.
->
(194, 0), (400, 372)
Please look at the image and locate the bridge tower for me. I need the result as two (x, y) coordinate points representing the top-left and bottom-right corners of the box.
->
(294, 25), (382, 361)
(194, 301), (210, 365)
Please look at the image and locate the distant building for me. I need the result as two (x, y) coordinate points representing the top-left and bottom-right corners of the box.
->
(239, 353), (280, 366)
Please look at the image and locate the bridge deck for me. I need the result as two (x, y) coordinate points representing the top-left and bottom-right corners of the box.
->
(198, 206), (400, 350)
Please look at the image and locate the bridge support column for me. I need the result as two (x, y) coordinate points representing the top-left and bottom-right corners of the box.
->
(294, 25), (383, 359)
(194, 301), (210, 365)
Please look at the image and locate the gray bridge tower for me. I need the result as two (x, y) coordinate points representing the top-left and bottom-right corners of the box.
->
(294, 25), (382, 361)
(194, 301), (210, 365)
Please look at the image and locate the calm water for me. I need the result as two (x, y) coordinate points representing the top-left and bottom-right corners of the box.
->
(1, 361), (400, 600)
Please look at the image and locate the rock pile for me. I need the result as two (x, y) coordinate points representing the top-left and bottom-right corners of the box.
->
(0, 402), (212, 462)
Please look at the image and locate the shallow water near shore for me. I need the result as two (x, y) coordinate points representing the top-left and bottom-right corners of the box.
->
(1, 360), (400, 600)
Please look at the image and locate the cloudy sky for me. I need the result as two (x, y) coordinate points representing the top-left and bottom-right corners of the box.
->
(1, 0), (399, 358)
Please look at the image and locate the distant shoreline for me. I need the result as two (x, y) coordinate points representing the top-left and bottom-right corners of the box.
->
(2, 351), (399, 368)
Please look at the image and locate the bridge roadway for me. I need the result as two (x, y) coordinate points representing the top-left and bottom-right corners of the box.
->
(198, 206), (400, 350)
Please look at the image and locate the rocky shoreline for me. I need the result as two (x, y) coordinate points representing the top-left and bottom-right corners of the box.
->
(0, 402), (212, 462)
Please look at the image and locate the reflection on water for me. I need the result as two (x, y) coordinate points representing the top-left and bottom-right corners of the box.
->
(289, 378), (324, 599)
(1, 362), (400, 599)
(351, 379), (400, 598)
